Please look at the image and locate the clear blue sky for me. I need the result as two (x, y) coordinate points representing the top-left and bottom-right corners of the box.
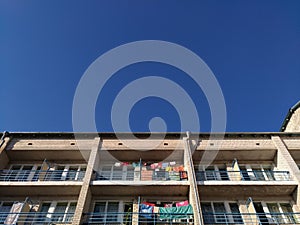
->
(1, 1), (300, 132)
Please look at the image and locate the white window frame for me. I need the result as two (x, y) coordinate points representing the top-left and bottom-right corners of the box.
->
(39, 200), (77, 222)
(8, 164), (39, 181)
(47, 164), (86, 181)
(98, 164), (134, 181)
(259, 201), (297, 224)
(202, 201), (242, 224)
(93, 200), (129, 223)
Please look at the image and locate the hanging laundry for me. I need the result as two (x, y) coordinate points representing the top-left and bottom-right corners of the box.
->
(114, 162), (121, 167)
(164, 203), (173, 208)
(162, 162), (169, 169)
(170, 161), (176, 166)
(159, 205), (193, 220)
(176, 200), (189, 207)
(154, 206), (159, 213)
(140, 204), (154, 219)
(142, 202), (155, 206)
(165, 166), (173, 172)
(158, 162), (163, 168)
(180, 171), (188, 180)
(173, 165), (185, 172)
(122, 162), (129, 166)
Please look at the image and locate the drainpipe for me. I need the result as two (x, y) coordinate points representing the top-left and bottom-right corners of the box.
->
(0, 131), (9, 148)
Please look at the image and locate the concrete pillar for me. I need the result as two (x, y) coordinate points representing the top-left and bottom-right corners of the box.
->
(271, 135), (300, 208)
(226, 160), (242, 181)
(72, 137), (101, 225)
(132, 199), (139, 225)
(183, 137), (203, 225)
(0, 136), (10, 169)
(240, 198), (260, 225)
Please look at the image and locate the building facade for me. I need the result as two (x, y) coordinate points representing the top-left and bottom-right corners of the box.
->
(0, 102), (300, 225)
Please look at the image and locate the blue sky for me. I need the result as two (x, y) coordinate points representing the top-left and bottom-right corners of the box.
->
(1, 1), (300, 132)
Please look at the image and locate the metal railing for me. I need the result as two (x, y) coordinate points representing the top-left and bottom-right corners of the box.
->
(84, 212), (193, 224)
(196, 170), (291, 182)
(202, 212), (300, 224)
(0, 212), (74, 224)
(0, 170), (85, 182)
(95, 171), (188, 181)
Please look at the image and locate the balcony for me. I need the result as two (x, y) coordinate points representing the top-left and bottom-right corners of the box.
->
(0, 170), (85, 197)
(95, 170), (188, 181)
(0, 169), (85, 182)
(196, 170), (291, 182)
(202, 212), (300, 224)
(83, 212), (193, 224)
(91, 170), (189, 197)
(196, 171), (297, 198)
(0, 212), (74, 224)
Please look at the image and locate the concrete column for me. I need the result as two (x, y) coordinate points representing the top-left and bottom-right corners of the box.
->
(183, 137), (203, 225)
(72, 137), (101, 225)
(0, 136), (10, 169)
(227, 160), (242, 181)
(238, 199), (260, 225)
(132, 199), (139, 225)
(272, 136), (300, 208)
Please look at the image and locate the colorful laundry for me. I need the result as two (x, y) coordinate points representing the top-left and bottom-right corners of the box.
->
(176, 200), (189, 207)
(140, 204), (154, 219)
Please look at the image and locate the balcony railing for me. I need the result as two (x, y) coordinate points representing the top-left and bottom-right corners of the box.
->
(84, 212), (193, 224)
(95, 171), (188, 181)
(202, 212), (300, 224)
(196, 170), (291, 182)
(0, 212), (74, 224)
(0, 170), (85, 182)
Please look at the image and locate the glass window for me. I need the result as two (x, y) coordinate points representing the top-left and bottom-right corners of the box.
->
(66, 166), (78, 181)
(213, 203), (227, 223)
(65, 202), (77, 222)
(201, 203), (214, 224)
(52, 202), (68, 222)
(93, 202), (106, 223)
(106, 202), (119, 222)
(280, 203), (297, 224)
(0, 202), (13, 223)
(205, 166), (217, 181)
(229, 203), (243, 224)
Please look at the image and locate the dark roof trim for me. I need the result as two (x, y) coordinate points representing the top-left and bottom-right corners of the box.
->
(2, 131), (300, 139)
(280, 101), (300, 132)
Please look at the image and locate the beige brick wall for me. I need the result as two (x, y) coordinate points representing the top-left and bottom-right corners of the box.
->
(272, 136), (300, 207)
(197, 138), (275, 151)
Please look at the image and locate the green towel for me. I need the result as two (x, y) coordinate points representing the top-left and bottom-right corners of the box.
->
(158, 204), (193, 220)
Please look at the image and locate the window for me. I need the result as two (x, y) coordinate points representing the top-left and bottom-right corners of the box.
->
(195, 165), (229, 181)
(201, 202), (243, 224)
(0, 202), (13, 223)
(45, 164), (86, 181)
(266, 202), (297, 224)
(37, 201), (77, 223)
(92, 201), (132, 224)
(239, 164), (276, 181)
(1, 165), (36, 181)
(97, 165), (134, 181)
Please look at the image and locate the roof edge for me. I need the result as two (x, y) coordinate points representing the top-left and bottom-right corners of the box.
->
(280, 101), (300, 132)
